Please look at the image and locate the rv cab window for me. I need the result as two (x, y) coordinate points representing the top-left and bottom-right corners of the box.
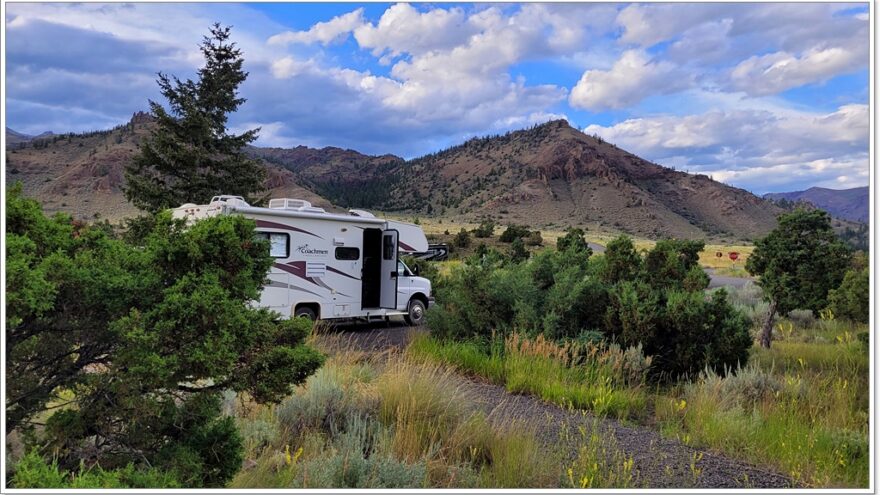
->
(398, 261), (412, 277)
(255, 232), (289, 258)
(335, 247), (360, 260)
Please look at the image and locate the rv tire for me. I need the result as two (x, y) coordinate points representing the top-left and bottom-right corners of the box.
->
(405, 298), (427, 326)
(294, 306), (317, 321)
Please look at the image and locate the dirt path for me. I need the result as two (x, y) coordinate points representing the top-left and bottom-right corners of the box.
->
(320, 321), (794, 488)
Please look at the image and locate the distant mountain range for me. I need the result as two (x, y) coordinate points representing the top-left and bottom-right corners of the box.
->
(6, 128), (55, 145)
(765, 186), (868, 223)
(3, 116), (861, 241)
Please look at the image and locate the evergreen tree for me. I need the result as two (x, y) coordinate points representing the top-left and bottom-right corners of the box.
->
(6, 185), (323, 486)
(125, 24), (265, 212)
(746, 209), (850, 348)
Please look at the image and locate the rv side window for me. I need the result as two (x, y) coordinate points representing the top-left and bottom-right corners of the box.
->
(255, 232), (289, 258)
(335, 247), (360, 260)
(383, 235), (395, 260)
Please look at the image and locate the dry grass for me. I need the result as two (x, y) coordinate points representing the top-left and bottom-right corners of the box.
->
(229, 333), (598, 488)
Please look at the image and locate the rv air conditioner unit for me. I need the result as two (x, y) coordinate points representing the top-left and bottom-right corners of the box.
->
(348, 209), (376, 218)
(268, 198), (326, 213)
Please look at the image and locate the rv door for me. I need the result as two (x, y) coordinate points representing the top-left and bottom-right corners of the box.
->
(380, 230), (399, 309)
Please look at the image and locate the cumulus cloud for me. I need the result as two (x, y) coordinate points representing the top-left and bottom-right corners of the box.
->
(4, 2), (286, 132)
(729, 45), (868, 96)
(583, 104), (868, 193)
(259, 4), (591, 149)
(569, 50), (692, 111)
(268, 9), (364, 46)
(353, 4), (477, 58)
(616, 4), (727, 47)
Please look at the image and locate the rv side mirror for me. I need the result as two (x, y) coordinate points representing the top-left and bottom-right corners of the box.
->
(391, 271), (398, 278)
(412, 265), (420, 276)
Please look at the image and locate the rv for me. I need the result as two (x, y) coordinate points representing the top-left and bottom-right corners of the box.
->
(172, 195), (434, 325)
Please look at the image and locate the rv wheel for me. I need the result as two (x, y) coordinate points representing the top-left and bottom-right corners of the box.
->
(294, 306), (317, 321)
(405, 299), (427, 326)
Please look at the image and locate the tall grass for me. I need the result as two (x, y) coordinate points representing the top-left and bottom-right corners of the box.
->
(229, 336), (627, 488)
(655, 283), (869, 487)
(408, 333), (651, 420)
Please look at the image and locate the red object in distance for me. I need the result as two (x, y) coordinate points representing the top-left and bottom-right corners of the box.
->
(729, 252), (739, 261)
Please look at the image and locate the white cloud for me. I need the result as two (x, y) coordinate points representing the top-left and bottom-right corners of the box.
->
(569, 50), (691, 111)
(353, 4), (476, 58)
(262, 4), (580, 142)
(583, 104), (868, 193)
(268, 9), (364, 46)
(616, 4), (725, 47)
(270, 56), (318, 79)
(729, 45), (867, 96)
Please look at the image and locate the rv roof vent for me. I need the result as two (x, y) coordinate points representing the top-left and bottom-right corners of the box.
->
(269, 198), (326, 213)
(210, 195), (250, 207)
(348, 209), (375, 218)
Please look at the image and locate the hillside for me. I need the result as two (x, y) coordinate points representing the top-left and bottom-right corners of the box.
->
(381, 120), (783, 240)
(4, 113), (332, 221)
(7, 117), (792, 240)
(765, 186), (869, 223)
(247, 145), (403, 208)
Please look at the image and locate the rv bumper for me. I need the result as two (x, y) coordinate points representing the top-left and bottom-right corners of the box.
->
(428, 296), (436, 308)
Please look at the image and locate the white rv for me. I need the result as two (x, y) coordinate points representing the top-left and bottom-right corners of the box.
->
(172, 195), (434, 325)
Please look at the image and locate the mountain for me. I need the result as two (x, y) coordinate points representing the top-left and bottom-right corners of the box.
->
(6, 128), (54, 145)
(354, 120), (783, 240)
(247, 145), (403, 208)
(4, 113), (331, 221)
(764, 187), (868, 223)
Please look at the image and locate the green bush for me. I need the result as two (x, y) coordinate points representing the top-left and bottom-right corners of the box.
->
(473, 220), (495, 238)
(508, 238), (529, 263)
(604, 283), (750, 378)
(499, 224), (531, 243)
(294, 415), (427, 488)
(429, 235), (751, 381)
(599, 236), (641, 284)
(524, 230), (543, 246)
(453, 228), (471, 248)
(828, 267), (868, 324)
(11, 450), (180, 488)
(557, 227), (591, 254)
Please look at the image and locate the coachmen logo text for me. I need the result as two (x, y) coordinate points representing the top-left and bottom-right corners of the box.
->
(297, 244), (329, 256)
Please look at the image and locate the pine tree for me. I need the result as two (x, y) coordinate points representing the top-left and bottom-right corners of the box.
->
(125, 24), (265, 212)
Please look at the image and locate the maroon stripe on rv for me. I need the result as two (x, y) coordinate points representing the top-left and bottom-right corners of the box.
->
(273, 262), (321, 287)
(256, 219), (323, 239)
(327, 266), (360, 281)
(398, 240), (416, 252)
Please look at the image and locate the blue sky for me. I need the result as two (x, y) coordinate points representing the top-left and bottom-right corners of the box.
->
(4, 2), (870, 194)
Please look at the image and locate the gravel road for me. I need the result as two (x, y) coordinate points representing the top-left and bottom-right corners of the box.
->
(705, 268), (754, 289)
(320, 322), (794, 489)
